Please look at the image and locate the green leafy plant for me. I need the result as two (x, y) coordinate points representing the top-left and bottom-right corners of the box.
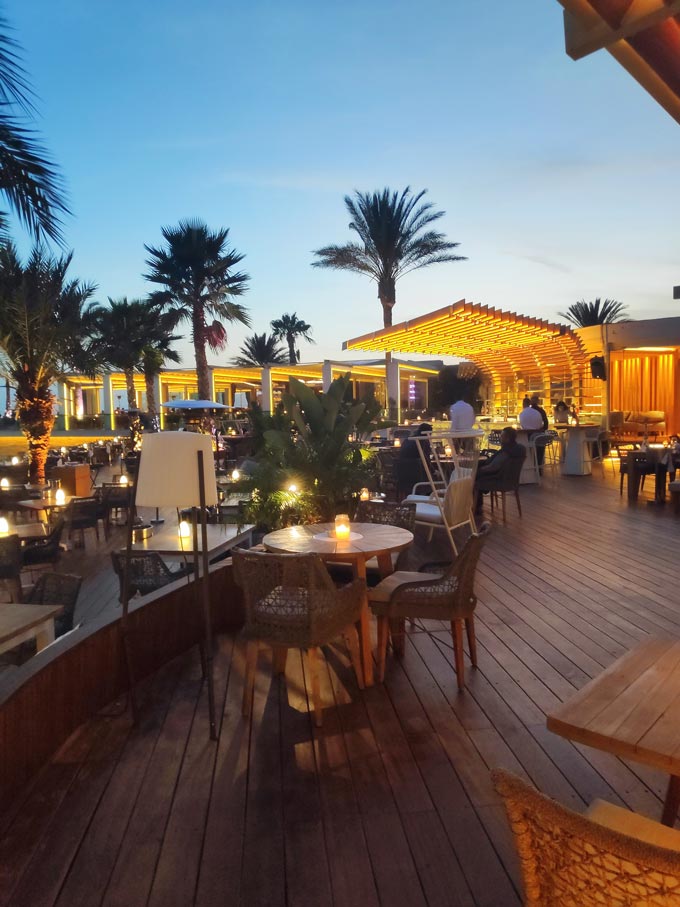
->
(237, 374), (381, 530)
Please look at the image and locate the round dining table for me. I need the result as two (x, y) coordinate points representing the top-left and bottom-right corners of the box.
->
(262, 521), (414, 687)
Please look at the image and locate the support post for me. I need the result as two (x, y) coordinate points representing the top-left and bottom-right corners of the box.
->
(386, 359), (400, 423)
(261, 367), (273, 413)
(322, 360), (333, 392)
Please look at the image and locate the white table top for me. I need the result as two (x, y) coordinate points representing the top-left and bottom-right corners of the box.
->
(130, 521), (254, 559)
(263, 522), (413, 561)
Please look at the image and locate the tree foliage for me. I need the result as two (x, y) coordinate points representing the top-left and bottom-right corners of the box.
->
(270, 312), (314, 364)
(312, 187), (465, 327)
(558, 298), (628, 327)
(233, 331), (287, 368)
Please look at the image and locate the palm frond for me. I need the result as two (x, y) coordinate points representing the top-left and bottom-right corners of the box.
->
(558, 298), (629, 327)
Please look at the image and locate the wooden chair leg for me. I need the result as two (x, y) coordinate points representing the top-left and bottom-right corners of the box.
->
(306, 646), (323, 727)
(451, 619), (465, 691)
(501, 492), (507, 523)
(242, 639), (258, 718)
(515, 490), (522, 517)
(465, 616), (477, 667)
(389, 617), (405, 656)
(272, 646), (288, 675)
(344, 625), (365, 689)
(376, 616), (389, 683)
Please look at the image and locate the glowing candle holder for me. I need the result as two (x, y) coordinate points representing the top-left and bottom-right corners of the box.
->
(119, 474), (129, 486)
(231, 468), (240, 481)
(0, 517), (9, 535)
(334, 514), (351, 540)
(0, 478), (8, 489)
(55, 488), (66, 506)
(393, 438), (401, 448)
(178, 520), (191, 539)
(445, 445), (453, 457)
(10, 456), (19, 466)
(359, 487), (370, 501)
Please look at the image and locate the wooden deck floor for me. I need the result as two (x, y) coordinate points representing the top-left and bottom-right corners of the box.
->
(2, 464), (680, 906)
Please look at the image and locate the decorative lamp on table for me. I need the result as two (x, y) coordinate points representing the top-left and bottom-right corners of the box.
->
(124, 432), (219, 739)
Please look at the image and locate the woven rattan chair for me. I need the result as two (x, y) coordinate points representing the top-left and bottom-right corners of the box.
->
(66, 496), (101, 547)
(0, 533), (23, 602)
(477, 448), (526, 522)
(111, 551), (194, 601)
(493, 768), (680, 907)
(21, 516), (65, 569)
(233, 548), (365, 726)
(368, 528), (488, 687)
(26, 572), (82, 636)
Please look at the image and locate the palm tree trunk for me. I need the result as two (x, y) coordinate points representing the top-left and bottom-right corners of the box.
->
(145, 369), (157, 421)
(287, 334), (296, 365)
(378, 276), (396, 328)
(16, 383), (55, 485)
(193, 312), (212, 400)
(125, 370), (136, 410)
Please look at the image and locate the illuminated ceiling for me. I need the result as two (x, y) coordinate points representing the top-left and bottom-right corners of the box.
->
(343, 300), (587, 380)
(555, 0), (680, 124)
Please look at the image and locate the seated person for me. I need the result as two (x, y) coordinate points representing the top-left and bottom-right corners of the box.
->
(474, 427), (526, 514)
(553, 400), (570, 425)
(397, 423), (431, 497)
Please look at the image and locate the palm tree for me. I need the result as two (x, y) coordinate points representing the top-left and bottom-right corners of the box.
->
(270, 312), (314, 364)
(233, 332), (288, 368)
(91, 298), (182, 413)
(144, 219), (251, 399)
(140, 307), (183, 425)
(0, 245), (97, 482)
(312, 187), (466, 328)
(0, 14), (69, 243)
(558, 298), (629, 328)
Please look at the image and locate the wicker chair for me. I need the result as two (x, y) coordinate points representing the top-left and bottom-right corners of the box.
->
(99, 483), (132, 535)
(26, 572), (82, 636)
(368, 528), (488, 687)
(0, 533), (23, 602)
(66, 496), (101, 547)
(233, 549), (365, 726)
(493, 768), (680, 907)
(111, 551), (194, 601)
(21, 516), (65, 569)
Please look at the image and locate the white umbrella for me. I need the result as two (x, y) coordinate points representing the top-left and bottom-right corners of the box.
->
(161, 399), (231, 410)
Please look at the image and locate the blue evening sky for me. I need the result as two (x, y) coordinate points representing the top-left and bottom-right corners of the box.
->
(7, 0), (680, 367)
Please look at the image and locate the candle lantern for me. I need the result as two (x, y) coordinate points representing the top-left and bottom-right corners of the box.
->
(334, 513), (351, 540)
(0, 516), (9, 535)
(0, 478), (8, 489)
(55, 488), (66, 506)
(178, 520), (191, 539)
(359, 487), (370, 501)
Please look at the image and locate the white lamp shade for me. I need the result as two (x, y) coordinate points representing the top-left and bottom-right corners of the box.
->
(135, 432), (218, 508)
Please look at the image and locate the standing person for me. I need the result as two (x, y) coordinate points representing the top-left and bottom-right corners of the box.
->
(522, 394), (531, 408)
(519, 399), (542, 431)
(450, 397), (475, 431)
(530, 395), (549, 431)
(553, 400), (570, 425)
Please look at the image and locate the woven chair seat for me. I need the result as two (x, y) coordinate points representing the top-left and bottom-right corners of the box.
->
(368, 570), (443, 605)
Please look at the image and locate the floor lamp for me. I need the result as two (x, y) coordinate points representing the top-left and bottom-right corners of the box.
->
(124, 431), (219, 740)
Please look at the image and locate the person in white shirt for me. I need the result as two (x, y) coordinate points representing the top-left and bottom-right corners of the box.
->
(449, 398), (475, 431)
(518, 400), (543, 431)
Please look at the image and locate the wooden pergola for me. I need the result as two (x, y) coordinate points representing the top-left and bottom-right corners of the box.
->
(555, 0), (680, 124)
(343, 299), (590, 414)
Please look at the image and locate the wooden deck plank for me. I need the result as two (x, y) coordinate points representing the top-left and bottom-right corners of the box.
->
(3, 470), (680, 905)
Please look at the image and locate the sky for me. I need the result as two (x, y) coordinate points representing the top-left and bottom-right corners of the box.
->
(6, 0), (680, 369)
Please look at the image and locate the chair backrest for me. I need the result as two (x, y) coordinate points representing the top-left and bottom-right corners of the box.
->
(487, 430), (502, 448)
(391, 527), (488, 616)
(355, 500), (416, 532)
(232, 548), (342, 645)
(443, 468), (474, 528)
(493, 768), (680, 906)
(111, 550), (174, 601)
(102, 484), (132, 507)
(26, 572), (82, 636)
(47, 516), (65, 543)
(69, 497), (99, 519)
(0, 534), (22, 578)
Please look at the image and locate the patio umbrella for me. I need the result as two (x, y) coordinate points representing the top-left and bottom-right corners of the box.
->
(161, 399), (231, 410)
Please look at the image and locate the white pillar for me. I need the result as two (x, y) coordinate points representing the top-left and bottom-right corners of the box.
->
(61, 382), (71, 431)
(322, 360), (333, 392)
(261, 368), (273, 413)
(154, 374), (164, 429)
(386, 360), (400, 423)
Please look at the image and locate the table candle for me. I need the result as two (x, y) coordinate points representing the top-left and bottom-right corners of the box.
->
(394, 438), (401, 448)
(55, 488), (66, 506)
(0, 517), (9, 535)
(119, 474), (129, 486)
(359, 488), (370, 501)
(334, 514), (350, 539)
(0, 478), (8, 489)
(178, 520), (191, 539)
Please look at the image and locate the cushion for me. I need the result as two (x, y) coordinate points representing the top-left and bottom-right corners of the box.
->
(413, 503), (443, 525)
(587, 799), (680, 852)
(368, 570), (442, 604)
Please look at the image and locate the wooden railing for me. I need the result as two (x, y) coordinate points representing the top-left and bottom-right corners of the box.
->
(0, 562), (244, 807)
